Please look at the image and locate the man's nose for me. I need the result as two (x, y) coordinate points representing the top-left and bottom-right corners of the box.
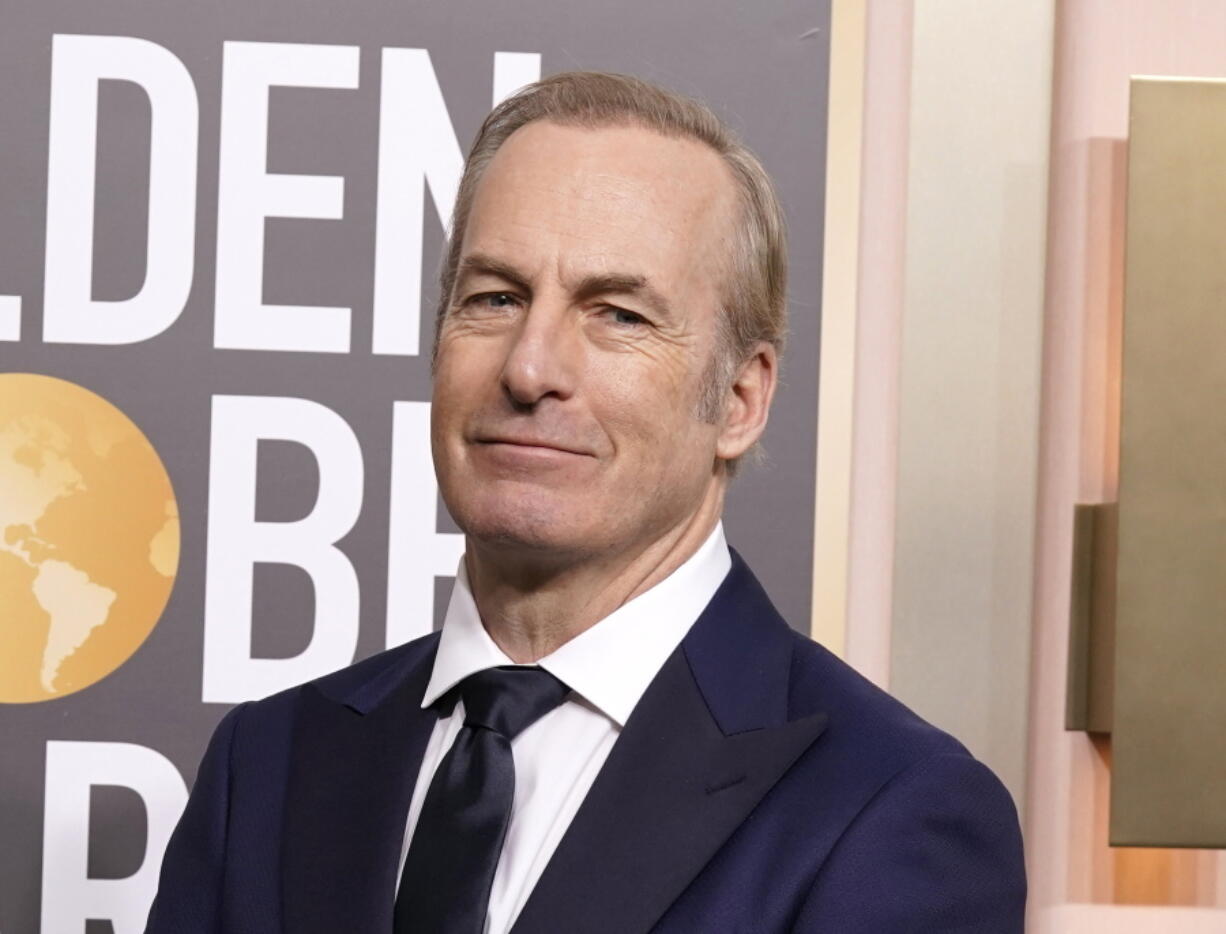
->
(499, 297), (581, 408)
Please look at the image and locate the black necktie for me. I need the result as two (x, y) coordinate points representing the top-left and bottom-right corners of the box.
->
(394, 666), (570, 934)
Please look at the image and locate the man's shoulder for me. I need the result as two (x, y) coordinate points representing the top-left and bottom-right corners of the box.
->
(696, 551), (981, 789)
(233, 631), (441, 730)
(781, 625), (976, 786)
(773, 632), (1026, 925)
(309, 631), (441, 705)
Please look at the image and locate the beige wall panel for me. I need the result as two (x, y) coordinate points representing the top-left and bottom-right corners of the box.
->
(889, 0), (1052, 807)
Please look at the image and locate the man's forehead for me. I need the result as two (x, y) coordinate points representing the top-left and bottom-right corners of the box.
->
(463, 120), (738, 276)
(492, 119), (730, 192)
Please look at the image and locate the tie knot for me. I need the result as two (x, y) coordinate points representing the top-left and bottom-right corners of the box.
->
(459, 666), (569, 740)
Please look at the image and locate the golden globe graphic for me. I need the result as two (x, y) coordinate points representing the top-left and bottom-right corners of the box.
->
(0, 373), (179, 702)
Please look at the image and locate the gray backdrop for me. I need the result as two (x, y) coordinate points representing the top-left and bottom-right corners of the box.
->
(0, 1), (829, 930)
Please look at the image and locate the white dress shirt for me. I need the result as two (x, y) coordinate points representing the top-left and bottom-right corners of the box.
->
(397, 523), (732, 934)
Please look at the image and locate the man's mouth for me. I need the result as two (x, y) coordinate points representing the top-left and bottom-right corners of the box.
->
(475, 436), (594, 458)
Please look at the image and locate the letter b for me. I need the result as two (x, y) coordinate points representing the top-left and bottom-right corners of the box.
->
(202, 395), (363, 703)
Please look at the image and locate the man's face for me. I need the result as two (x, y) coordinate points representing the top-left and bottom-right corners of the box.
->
(431, 120), (741, 561)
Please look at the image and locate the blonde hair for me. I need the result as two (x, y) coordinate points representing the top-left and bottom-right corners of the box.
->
(437, 72), (788, 460)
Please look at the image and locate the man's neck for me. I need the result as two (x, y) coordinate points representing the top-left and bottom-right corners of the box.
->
(464, 486), (726, 663)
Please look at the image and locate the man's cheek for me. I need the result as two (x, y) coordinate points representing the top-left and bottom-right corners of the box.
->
(443, 341), (504, 387)
(433, 361), (482, 414)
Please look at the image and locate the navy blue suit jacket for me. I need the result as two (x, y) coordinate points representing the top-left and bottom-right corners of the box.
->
(147, 553), (1026, 932)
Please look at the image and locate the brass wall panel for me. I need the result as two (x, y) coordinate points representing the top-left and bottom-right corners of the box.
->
(1113, 77), (1226, 847)
(1066, 503), (1116, 734)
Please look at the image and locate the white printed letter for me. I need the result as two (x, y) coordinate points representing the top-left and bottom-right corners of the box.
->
(41, 741), (188, 934)
(43, 35), (198, 344)
(214, 42), (359, 353)
(0, 295), (20, 342)
(203, 395), (363, 702)
(385, 401), (464, 646)
(371, 50), (540, 356)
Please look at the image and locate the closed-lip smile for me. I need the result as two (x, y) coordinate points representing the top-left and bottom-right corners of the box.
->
(477, 436), (593, 457)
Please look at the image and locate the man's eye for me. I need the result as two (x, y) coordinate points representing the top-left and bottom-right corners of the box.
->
(472, 292), (520, 309)
(607, 308), (648, 327)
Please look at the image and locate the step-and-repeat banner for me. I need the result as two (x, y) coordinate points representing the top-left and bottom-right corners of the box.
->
(0, 2), (830, 930)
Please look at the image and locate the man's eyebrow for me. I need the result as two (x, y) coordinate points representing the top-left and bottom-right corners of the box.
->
(454, 253), (532, 293)
(454, 253), (673, 320)
(572, 273), (674, 320)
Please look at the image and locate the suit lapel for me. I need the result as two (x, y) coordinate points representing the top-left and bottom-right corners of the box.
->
(512, 554), (828, 934)
(281, 638), (440, 934)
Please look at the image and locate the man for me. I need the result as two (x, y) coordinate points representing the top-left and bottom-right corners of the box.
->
(147, 72), (1025, 933)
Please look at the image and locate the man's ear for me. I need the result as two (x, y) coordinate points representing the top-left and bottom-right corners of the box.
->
(715, 342), (778, 461)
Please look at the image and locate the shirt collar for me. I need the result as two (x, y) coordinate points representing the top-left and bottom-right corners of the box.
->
(422, 522), (732, 727)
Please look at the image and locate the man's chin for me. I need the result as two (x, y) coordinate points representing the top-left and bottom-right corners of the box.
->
(457, 508), (604, 562)
(465, 521), (581, 555)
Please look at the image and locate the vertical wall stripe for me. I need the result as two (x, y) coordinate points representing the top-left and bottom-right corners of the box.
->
(811, 0), (867, 656)
(888, 0), (1053, 808)
(842, 0), (914, 689)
